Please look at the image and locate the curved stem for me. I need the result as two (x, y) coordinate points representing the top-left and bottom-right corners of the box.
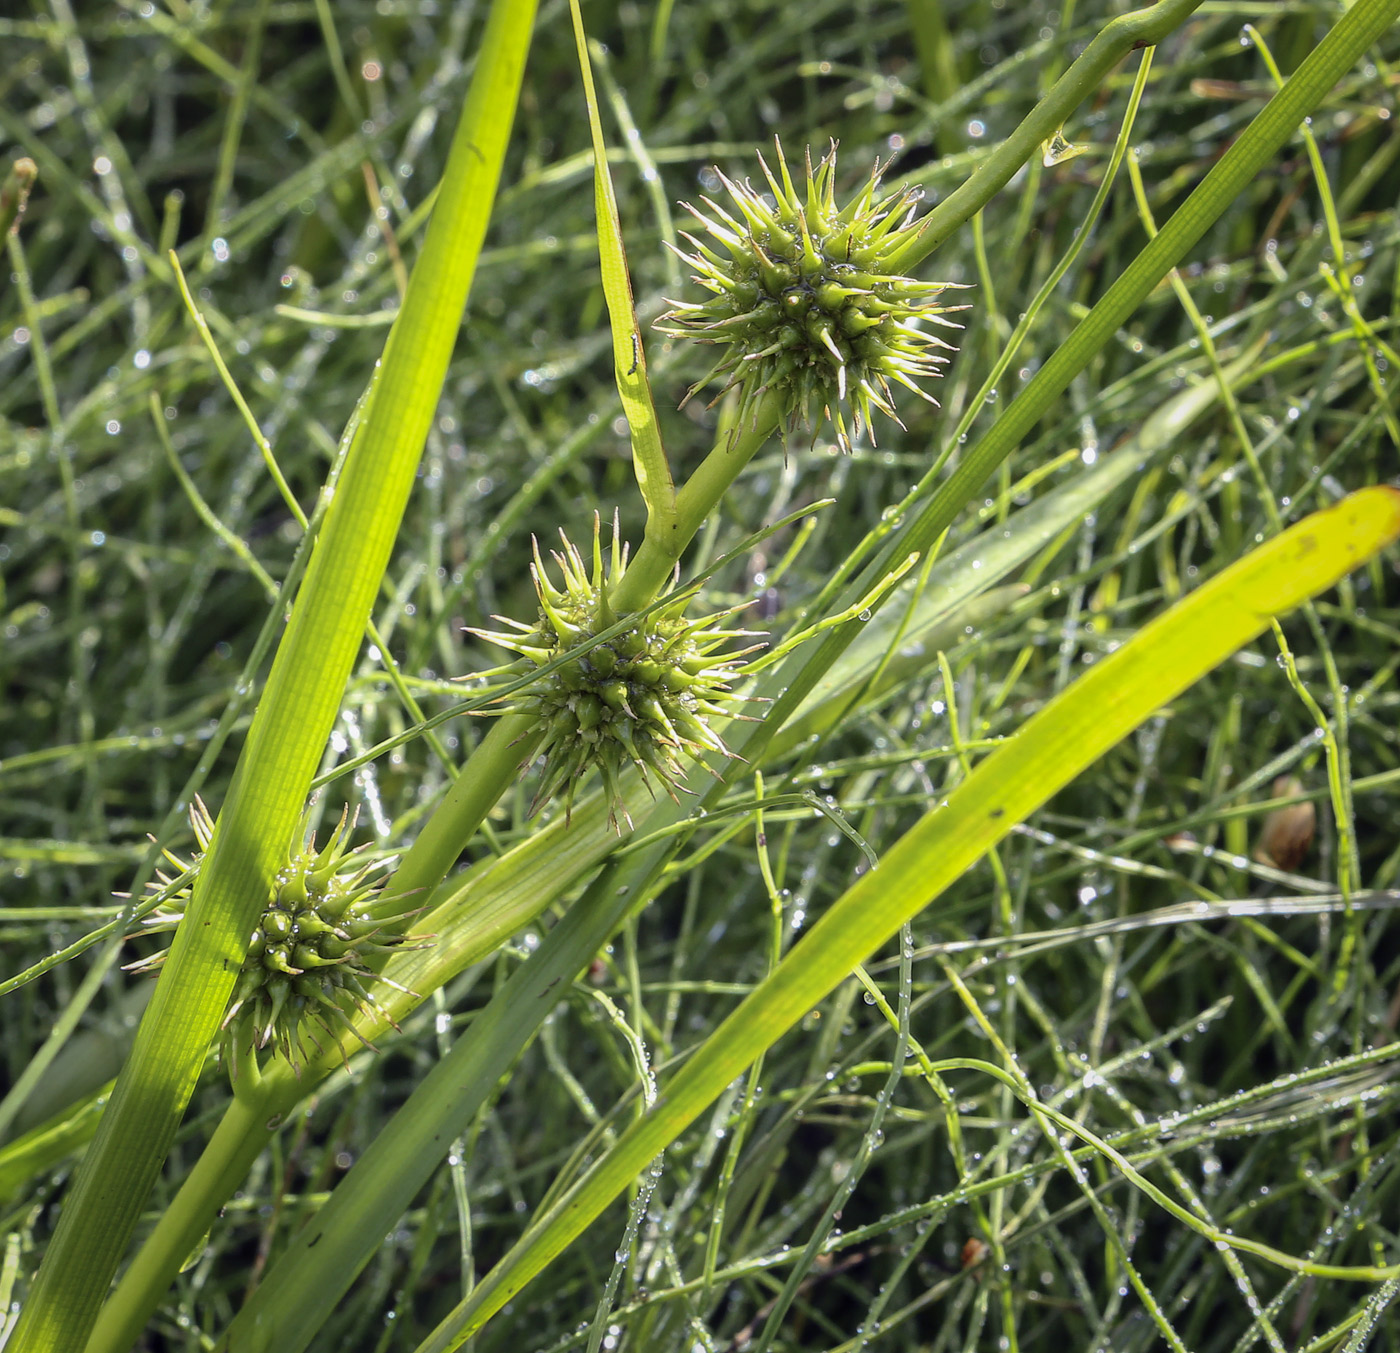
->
(891, 0), (1207, 269)
(377, 713), (540, 919)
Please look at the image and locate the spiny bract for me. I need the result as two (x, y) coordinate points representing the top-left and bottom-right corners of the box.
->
(131, 799), (414, 1073)
(470, 516), (760, 830)
(657, 138), (966, 452)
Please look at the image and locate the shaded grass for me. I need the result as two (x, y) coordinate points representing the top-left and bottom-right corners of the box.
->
(3, 2), (1400, 1350)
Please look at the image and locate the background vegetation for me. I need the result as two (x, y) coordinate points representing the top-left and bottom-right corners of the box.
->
(3, 1), (1400, 1350)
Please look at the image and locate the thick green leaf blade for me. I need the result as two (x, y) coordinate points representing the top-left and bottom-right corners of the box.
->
(422, 486), (1400, 1349)
(8, 4), (539, 1350)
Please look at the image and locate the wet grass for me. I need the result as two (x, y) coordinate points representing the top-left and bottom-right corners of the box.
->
(3, 1), (1400, 1350)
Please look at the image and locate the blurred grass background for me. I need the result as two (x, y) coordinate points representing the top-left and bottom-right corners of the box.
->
(3, 1), (1400, 1349)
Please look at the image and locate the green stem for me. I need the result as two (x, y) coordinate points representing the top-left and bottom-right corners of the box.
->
(376, 714), (541, 919)
(890, 0), (1207, 269)
(609, 392), (783, 613)
(85, 1093), (273, 1353)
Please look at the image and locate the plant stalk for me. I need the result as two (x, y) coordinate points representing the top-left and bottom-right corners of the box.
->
(890, 0), (1207, 267)
(609, 394), (783, 613)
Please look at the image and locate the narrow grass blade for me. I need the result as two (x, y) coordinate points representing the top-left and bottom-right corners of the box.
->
(423, 487), (1400, 1348)
(6, 4), (539, 1350)
(893, 0), (1400, 559)
(568, 0), (676, 532)
(894, 0), (1206, 262)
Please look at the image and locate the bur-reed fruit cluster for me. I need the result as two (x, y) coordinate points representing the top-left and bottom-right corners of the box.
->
(132, 799), (412, 1071)
(471, 517), (760, 829)
(658, 139), (964, 451)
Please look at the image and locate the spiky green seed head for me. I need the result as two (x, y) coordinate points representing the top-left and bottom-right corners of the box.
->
(132, 798), (415, 1075)
(470, 515), (760, 830)
(657, 139), (966, 452)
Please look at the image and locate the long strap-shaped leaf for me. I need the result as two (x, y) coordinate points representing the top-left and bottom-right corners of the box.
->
(418, 486), (1400, 1350)
(6, 4), (539, 1350)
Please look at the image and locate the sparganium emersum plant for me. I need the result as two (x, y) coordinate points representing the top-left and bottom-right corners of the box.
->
(658, 139), (966, 451)
(471, 515), (761, 829)
(134, 800), (410, 1073)
(16, 5), (1400, 1352)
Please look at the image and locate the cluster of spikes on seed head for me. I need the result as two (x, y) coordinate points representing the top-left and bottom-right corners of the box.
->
(130, 798), (418, 1073)
(657, 138), (966, 453)
(470, 514), (760, 830)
